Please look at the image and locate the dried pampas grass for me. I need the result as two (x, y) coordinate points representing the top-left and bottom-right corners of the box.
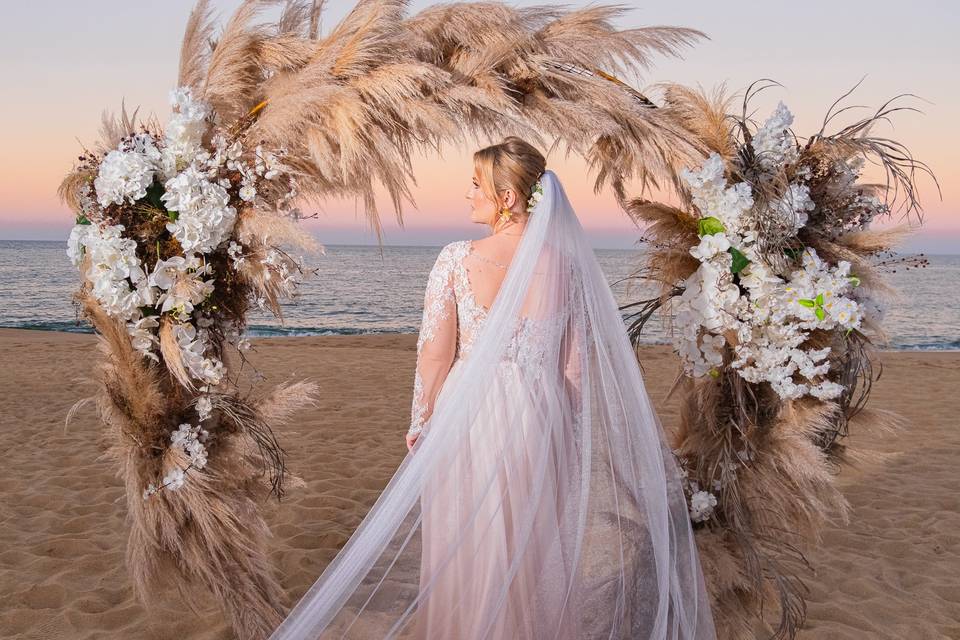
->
(621, 80), (937, 638)
(71, 286), (318, 640)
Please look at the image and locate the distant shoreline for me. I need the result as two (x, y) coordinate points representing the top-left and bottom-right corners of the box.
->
(2, 326), (957, 352)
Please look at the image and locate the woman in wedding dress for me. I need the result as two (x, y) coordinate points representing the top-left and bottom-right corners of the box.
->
(270, 138), (717, 639)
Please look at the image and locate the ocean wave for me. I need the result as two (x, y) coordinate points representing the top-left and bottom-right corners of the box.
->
(3, 320), (958, 351)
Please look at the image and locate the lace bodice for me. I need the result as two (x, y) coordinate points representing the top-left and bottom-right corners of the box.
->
(408, 240), (565, 437)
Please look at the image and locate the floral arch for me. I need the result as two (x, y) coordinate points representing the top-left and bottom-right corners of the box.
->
(60, 2), (936, 639)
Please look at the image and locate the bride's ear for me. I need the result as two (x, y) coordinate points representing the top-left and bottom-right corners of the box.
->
(501, 188), (517, 209)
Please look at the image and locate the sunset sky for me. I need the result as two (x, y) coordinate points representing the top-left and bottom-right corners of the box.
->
(1, 0), (956, 252)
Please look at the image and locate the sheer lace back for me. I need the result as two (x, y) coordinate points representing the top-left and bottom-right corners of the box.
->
(456, 240), (565, 367)
(408, 240), (566, 436)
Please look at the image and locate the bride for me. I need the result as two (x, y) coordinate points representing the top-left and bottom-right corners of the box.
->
(270, 137), (717, 639)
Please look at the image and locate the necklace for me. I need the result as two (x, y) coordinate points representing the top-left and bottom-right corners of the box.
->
(473, 252), (510, 269)
(468, 240), (511, 269)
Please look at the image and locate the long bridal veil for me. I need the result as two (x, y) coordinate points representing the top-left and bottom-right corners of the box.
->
(270, 170), (717, 639)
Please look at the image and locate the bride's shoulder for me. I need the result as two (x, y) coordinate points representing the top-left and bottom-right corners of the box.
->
(437, 240), (471, 261)
(429, 241), (469, 278)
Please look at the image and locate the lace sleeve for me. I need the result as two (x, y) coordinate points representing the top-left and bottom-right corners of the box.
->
(408, 244), (459, 437)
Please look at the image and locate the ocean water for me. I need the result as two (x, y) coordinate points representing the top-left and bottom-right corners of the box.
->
(0, 240), (957, 350)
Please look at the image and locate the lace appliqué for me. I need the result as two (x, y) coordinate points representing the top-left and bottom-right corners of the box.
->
(408, 240), (567, 437)
(408, 242), (467, 436)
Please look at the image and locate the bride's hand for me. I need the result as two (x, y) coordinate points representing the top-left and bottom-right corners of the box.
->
(405, 432), (419, 451)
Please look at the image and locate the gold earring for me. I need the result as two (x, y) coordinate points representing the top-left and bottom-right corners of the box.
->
(499, 207), (512, 222)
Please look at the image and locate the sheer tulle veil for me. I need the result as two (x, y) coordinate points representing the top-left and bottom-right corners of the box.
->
(270, 170), (717, 639)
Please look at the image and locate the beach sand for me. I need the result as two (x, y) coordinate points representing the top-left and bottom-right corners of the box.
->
(0, 327), (957, 639)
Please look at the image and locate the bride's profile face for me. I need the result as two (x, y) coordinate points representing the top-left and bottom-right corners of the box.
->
(467, 167), (496, 225)
(466, 167), (516, 227)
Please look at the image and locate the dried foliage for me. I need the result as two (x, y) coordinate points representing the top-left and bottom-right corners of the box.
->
(173, 0), (710, 241)
(621, 81), (938, 638)
(70, 291), (318, 639)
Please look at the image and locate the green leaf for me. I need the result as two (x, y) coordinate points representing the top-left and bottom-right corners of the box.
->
(76, 214), (91, 225)
(697, 216), (726, 236)
(847, 275), (861, 287)
(167, 210), (179, 222)
(783, 247), (804, 260)
(728, 246), (750, 274)
(144, 181), (166, 211)
(797, 299), (815, 308)
(815, 293), (824, 306)
(815, 307), (825, 321)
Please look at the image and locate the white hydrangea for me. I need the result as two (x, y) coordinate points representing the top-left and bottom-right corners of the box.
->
(81, 224), (153, 322)
(164, 86), (210, 167)
(680, 153), (754, 236)
(94, 148), (157, 208)
(771, 183), (816, 232)
(751, 101), (798, 171)
(66, 223), (94, 267)
(162, 165), (237, 254)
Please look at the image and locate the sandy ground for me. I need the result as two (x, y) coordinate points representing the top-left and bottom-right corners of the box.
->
(0, 327), (957, 639)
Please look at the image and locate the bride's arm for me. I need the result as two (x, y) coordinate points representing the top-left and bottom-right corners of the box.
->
(407, 245), (458, 445)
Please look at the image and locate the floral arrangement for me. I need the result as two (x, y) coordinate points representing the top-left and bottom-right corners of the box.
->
(673, 104), (868, 402)
(622, 81), (937, 638)
(60, 80), (322, 638)
(65, 86), (311, 499)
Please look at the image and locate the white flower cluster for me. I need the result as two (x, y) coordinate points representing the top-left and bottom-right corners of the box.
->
(162, 165), (237, 254)
(142, 421), (210, 498)
(174, 322), (225, 386)
(526, 178), (544, 213)
(689, 490), (718, 523)
(165, 86), (210, 171)
(771, 183), (816, 233)
(70, 86), (299, 500)
(67, 86), (290, 379)
(94, 138), (159, 208)
(751, 101), (798, 171)
(673, 104), (863, 402)
(73, 223), (154, 320)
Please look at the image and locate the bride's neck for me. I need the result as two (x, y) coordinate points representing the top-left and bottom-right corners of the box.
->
(490, 222), (525, 237)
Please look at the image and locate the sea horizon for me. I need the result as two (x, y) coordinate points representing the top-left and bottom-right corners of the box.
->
(2, 239), (958, 351)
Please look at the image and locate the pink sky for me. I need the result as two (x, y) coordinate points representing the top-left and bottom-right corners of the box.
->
(1, 1), (956, 252)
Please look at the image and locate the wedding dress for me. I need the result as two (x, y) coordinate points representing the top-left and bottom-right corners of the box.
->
(270, 170), (717, 639)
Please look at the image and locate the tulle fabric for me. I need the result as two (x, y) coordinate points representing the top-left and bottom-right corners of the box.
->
(270, 170), (717, 639)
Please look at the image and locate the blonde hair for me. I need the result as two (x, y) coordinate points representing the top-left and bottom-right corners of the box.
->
(473, 137), (546, 228)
